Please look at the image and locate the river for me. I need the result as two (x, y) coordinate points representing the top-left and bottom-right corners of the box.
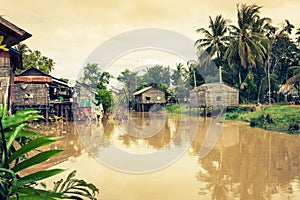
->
(24, 112), (300, 199)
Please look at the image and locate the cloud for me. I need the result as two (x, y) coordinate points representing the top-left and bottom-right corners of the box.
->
(1, 0), (300, 79)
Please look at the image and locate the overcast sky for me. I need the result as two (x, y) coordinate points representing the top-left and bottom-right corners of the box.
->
(1, 0), (300, 80)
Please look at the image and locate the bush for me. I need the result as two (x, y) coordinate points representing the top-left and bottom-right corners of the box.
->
(0, 104), (99, 199)
(288, 120), (300, 133)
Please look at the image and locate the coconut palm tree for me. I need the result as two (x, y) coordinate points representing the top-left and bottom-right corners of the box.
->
(296, 28), (300, 44)
(186, 60), (198, 88)
(279, 20), (295, 35)
(225, 3), (269, 70)
(195, 15), (229, 59)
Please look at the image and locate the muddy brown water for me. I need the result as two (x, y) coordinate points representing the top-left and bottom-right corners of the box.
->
(23, 112), (300, 199)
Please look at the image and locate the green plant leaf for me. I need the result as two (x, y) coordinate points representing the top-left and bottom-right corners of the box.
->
(16, 169), (65, 188)
(58, 170), (77, 192)
(52, 170), (99, 199)
(10, 194), (59, 200)
(12, 150), (64, 173)
(8, 136), (60, 164)
(16, 187), (63, 199)
(5, 124), (25, 155)
(1, 129), (38, 140)
(0, 168), (18, 198)
(2, 109), (43, 129)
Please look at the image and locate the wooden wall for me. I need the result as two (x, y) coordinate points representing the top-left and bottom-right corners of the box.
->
(190, 83), (239, 108)
(14, 83), (48, 106)
(136, 88), (166, 104)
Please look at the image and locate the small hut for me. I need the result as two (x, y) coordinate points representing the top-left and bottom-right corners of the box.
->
(14, 67), (74, 121)
(133, 86), (166, 112)
(190, 82), (239, 109)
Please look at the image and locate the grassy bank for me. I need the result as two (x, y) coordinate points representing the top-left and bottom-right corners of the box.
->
(165, 104), (300, 134)
(226, 105), (300, 133)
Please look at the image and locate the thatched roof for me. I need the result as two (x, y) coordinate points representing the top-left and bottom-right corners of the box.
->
(279, 84), (298, 95)
(193, 82), (239, 93)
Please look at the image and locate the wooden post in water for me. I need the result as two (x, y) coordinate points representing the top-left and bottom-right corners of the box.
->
(65, 106), (68, 121)
(45, 108), (49, 123)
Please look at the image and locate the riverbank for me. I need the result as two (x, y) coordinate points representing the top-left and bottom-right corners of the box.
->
(165, 104), (300, 134)
(227, 105), (300, 133)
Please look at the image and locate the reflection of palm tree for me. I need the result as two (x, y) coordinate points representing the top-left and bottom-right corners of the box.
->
(197, 149), (229, 200)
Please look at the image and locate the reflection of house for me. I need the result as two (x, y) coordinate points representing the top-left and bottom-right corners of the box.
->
(215, 125), (240, 149)
(13, 67), (73, 121)
(190, 82), (239, 108)
(0, 16), (31, 111)
(133, 86), (166, 112)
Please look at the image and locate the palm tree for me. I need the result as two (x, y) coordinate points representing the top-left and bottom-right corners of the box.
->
(224, 3), (270, 93)
(225, 3), (269, 70)
(195, 15), (229, 59)
(279, 20), (295, 35)
(186, 60), (198, 88)
(296, 28), (300, 44)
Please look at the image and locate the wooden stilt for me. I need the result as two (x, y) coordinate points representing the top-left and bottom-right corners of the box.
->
(45, 108), (49, 123)
(65, 106), (68, 121)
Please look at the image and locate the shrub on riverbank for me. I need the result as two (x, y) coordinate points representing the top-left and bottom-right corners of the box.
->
(231, 105), (300, 133)
(166, 104), (300, 133)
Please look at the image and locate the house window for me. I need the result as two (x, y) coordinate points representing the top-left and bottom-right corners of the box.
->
(146, 96), (151, 100)
(216, 96), (222, 101)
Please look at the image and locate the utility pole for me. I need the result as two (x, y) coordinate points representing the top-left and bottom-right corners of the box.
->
(268, 62), (271, 104)
(219, 66), (223, 83)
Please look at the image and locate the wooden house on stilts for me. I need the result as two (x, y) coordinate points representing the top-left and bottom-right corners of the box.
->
(13, 67), (74, 121)
(133, 86), (166, 112)
(190, 82), (239, 115)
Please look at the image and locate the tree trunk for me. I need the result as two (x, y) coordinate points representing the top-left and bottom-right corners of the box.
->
(193, 70), (197, 88)
(257, 80), (262, 104)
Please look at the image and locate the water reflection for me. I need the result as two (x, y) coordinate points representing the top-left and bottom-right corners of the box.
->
(196, 125), (300, 200)
(24, 114), (300, 199)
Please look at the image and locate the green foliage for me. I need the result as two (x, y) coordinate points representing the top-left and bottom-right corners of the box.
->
(195, 3), (300, 103)
(0, 105), (99, 199)
(96, 88), (113, 113)
(288, 120), (300, 133)
(15, 43), (55, 74)
(117, 69), (139, 103)
(141, 65), (171, 87)
(83, 63), (113, 88)
(239, 106), (300, 133)
(249, 113), (274, 128)
(53, 170), (99, 200)
(83, 63), (100, 86)
(82, 63), (114, 114)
